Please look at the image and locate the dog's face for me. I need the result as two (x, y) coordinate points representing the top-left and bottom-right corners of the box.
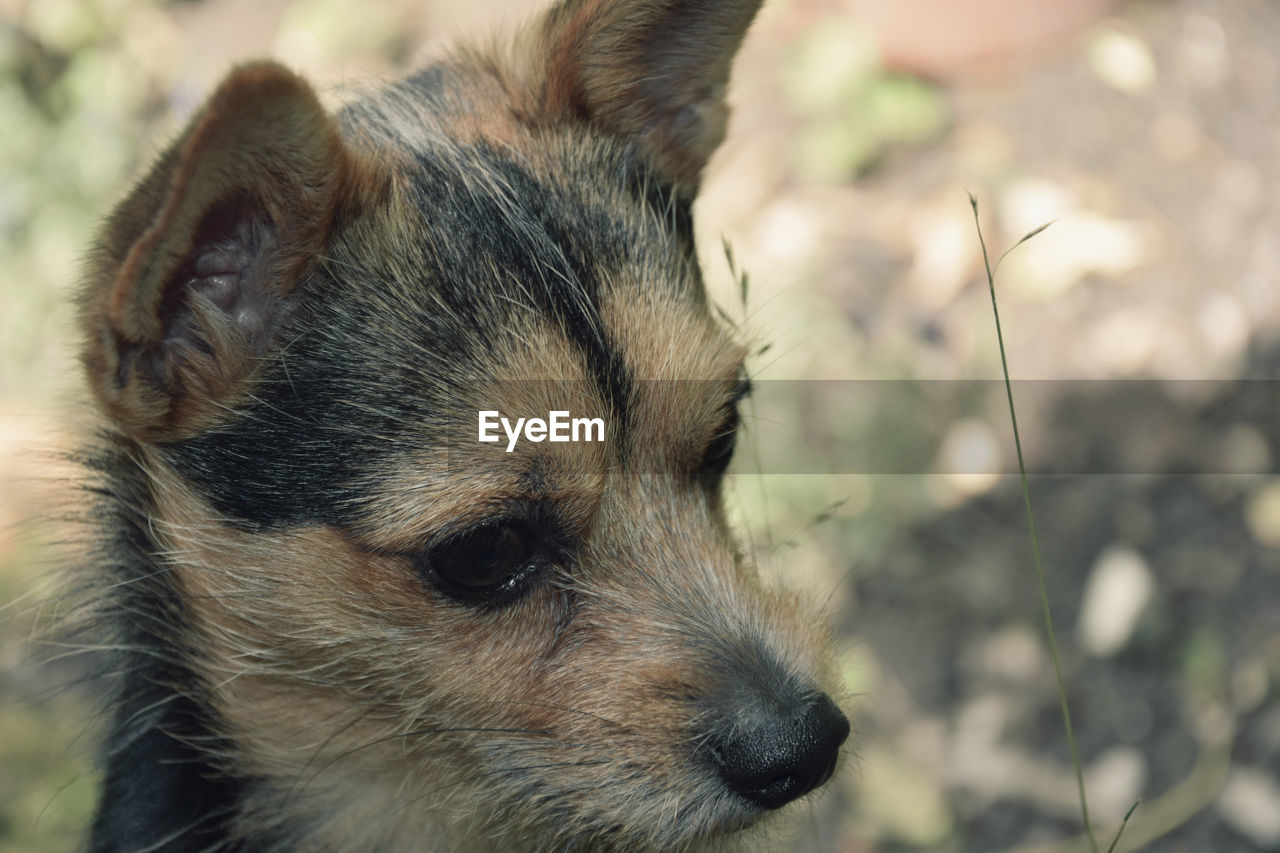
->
(79, 0), (847, 848)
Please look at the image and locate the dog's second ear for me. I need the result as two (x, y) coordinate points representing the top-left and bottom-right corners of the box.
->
(526, 0), (764, 194)
(81, 62), (372, 442)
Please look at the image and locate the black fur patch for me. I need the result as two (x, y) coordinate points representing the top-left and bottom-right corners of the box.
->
(164, 121), (707, 530)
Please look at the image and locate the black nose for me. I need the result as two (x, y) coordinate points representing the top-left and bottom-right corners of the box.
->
(706, 693), (849, 809)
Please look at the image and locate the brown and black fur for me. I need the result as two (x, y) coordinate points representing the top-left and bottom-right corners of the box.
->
(74, 0), (848, 850)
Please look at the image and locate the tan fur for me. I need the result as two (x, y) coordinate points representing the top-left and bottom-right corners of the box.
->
(134, 440), (829, 849)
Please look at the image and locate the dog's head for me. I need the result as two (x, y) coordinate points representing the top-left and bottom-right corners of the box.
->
(80, 0), (847, 848)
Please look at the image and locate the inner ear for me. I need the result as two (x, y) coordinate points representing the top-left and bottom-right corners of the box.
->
(139, 197), (279, 391)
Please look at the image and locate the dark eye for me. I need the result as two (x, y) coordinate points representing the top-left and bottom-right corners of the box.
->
(418, 521), (547, 606)
(700, 407), (739, 482)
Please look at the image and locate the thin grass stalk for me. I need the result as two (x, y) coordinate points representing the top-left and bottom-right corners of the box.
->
(968, 193), (1098, 853)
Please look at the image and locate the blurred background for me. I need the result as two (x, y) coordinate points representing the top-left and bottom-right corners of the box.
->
(2, 0), (1279, 850)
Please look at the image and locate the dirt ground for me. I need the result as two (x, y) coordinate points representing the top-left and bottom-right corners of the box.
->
(1, 0), (1278, 851)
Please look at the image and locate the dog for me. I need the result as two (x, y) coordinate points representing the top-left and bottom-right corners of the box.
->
(74, 0), (848, 849)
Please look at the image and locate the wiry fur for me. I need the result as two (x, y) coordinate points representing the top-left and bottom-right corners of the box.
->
(72, 1), (847, 850)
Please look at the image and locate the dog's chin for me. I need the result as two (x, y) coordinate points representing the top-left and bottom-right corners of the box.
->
(478, 786), (774, 853)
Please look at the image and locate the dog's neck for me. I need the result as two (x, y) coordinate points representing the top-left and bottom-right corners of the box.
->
(83, 437), (249, 850)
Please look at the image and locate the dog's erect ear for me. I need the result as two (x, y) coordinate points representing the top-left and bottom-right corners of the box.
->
(526, 0), (764, 193)
(81, 62), (372, 442)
